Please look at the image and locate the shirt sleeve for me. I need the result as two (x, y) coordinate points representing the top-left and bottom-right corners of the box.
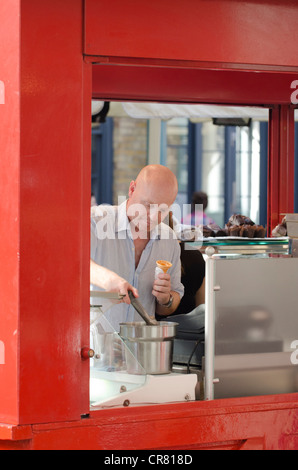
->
(169, 239), (185, 299)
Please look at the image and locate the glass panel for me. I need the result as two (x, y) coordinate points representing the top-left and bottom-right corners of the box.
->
(210, 256), (298, 399)
(89, 304), (197, 408)
(235, 122), (261, 224)
(201, 122), (225, 227)
(166, 118), (189, 215)
(89, 305), (147, 408)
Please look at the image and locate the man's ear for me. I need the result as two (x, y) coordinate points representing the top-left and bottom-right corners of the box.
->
(128, 180), (136, 198)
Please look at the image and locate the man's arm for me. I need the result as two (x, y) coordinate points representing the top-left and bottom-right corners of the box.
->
(90, 259), (138, 304)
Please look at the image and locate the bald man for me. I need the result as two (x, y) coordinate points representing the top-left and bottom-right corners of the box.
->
(90, 165), (184, 330)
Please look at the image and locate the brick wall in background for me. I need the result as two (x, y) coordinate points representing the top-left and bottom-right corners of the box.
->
(113, 117), (148, 203)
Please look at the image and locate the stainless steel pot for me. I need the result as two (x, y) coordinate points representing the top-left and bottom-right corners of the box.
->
(119, 321), (178, 375)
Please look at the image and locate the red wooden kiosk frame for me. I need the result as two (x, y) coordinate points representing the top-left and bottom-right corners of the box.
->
(0, 0), (297, 450)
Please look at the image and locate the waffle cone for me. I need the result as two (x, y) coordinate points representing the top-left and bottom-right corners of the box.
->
(156, 260), (172, 273)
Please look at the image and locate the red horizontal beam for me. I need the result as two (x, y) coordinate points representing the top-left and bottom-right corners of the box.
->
(1, 393), (298, 449)
(85, 0), (298, 69)
(92, 63), (298, 106)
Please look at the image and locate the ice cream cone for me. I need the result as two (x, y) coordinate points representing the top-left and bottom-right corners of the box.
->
(156, 260), (172, 273)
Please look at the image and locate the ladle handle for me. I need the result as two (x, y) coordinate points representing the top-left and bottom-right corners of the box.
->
(128, 290), (158, 326)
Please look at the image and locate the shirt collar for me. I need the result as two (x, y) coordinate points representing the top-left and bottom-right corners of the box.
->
(150, 224), (161, 240)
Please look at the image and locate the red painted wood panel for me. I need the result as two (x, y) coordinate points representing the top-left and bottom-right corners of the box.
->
(18, 0), (91, 424)
(0, 0), (21, 425)
(0, 0), (91, 425)
(85, 0), (298, 70)
(1, 393), (298, 450)
(0, 0), (297, 437)
(268, 106), (295, 233)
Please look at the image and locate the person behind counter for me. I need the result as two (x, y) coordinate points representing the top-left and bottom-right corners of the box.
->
(90, 164), (184, 331)
(182, 190), (214, 226)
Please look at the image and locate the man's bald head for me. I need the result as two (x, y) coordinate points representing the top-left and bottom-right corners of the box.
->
(126, 165), (178, 238)
(133, 165), (178, 205)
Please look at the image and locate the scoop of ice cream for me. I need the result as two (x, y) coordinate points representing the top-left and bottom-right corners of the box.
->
(155, 260), (172, 278)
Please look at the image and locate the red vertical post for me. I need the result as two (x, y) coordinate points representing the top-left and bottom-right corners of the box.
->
(0, 0), (91, 425)
(0, 0), (21, 425)
(268, 105), (295, 235)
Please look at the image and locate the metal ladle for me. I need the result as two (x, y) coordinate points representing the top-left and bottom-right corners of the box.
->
(128, 290), (158, 326)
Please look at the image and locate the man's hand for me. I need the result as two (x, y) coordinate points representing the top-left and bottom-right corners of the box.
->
(153, 273), (181, 316)
(152, 273), (171, 306)
(90, 259), (138, 304)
